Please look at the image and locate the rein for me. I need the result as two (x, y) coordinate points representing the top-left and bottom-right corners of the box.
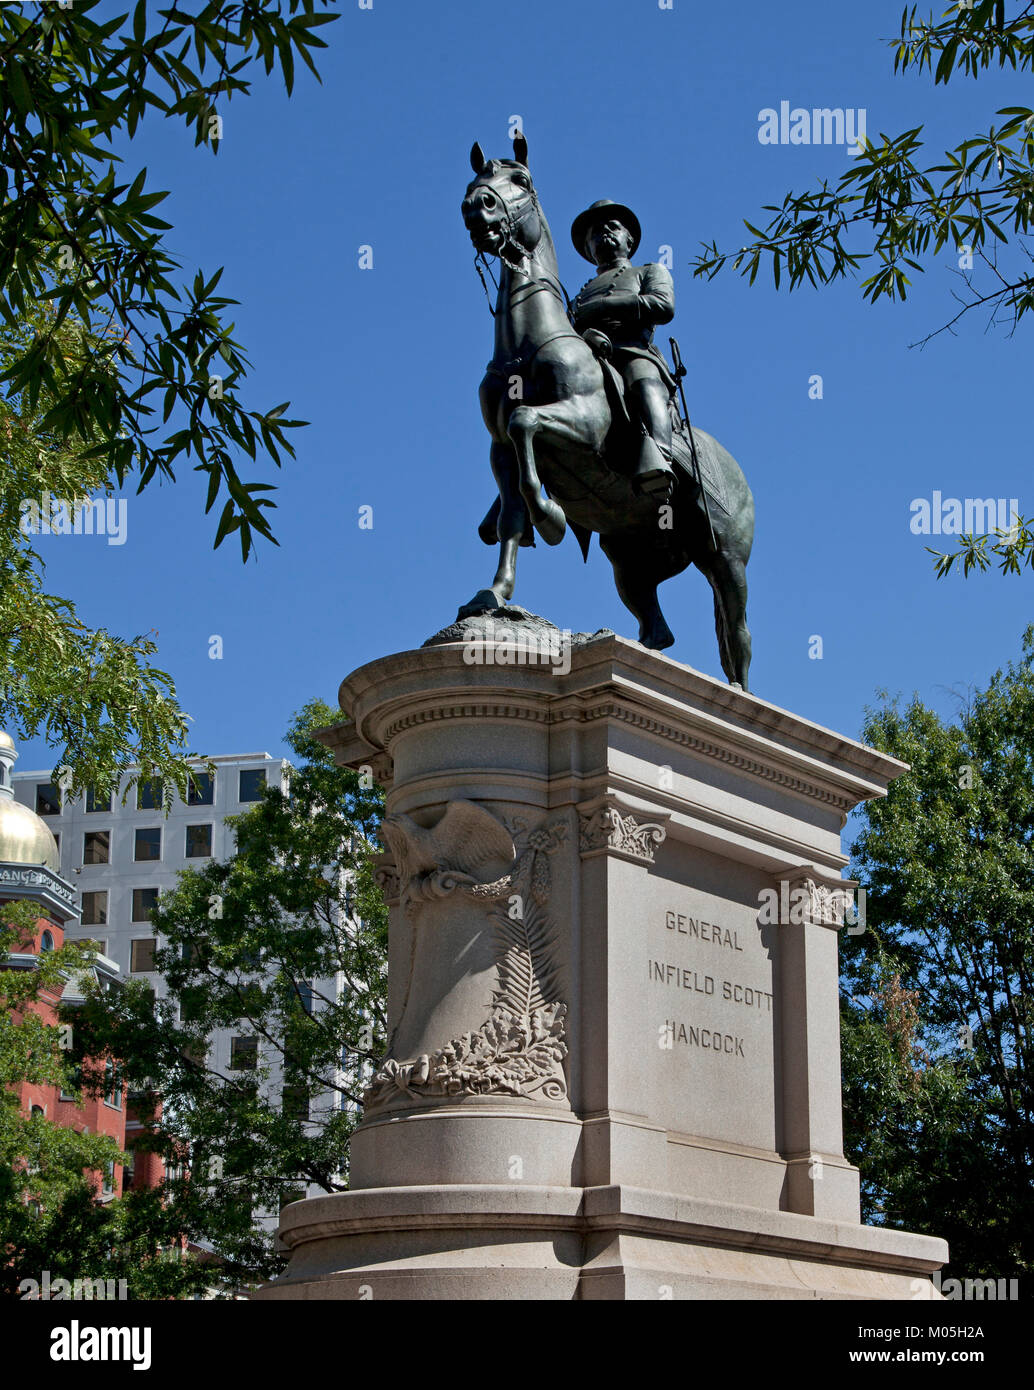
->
(475, 254), (572, 319)
(474, 251), (499, 316)
(471, 178), (575, 319)
(484, 329), (586, 383)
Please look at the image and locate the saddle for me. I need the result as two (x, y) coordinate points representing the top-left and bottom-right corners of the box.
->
(477, 342), (728, 554)
(598, 357), (730, 516)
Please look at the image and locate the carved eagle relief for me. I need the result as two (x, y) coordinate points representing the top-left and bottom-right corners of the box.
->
(366, 806), (570, 1108)
(380, 800), (516, 904)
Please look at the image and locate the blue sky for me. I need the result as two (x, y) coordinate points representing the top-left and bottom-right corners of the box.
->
(19, 0), (1032, 778)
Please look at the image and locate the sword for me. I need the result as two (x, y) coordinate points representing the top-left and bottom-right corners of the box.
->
(670, 336), (717, 554)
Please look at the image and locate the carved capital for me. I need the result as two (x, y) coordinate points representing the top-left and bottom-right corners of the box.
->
(578, 804), (667, 865)
(770, 867), (858, 928)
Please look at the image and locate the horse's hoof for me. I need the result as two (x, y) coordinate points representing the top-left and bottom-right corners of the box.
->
(640, 628), (675, 652)
(533, 503), (566, 547)
(457, 588), (504, 620)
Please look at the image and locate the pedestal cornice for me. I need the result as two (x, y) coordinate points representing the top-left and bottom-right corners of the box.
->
(318, 635), (905, 825)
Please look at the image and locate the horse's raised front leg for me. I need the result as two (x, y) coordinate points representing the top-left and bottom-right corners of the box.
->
(506, 404), (567, 547)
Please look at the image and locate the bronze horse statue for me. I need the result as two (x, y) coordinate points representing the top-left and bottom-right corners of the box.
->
(460, 134), (754, 690)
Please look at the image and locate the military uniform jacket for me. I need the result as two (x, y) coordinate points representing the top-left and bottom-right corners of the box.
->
(572, 261), (674, 347)
(571, 260), (677, 387)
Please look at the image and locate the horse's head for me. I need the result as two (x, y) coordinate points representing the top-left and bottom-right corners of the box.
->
(461, 134), (544, 264)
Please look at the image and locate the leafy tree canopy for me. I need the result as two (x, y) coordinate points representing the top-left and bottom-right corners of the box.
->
(841, 626), (1034, 1278)
(1, 305), (200, 799)
(0, 0), (338, 792)
(0, 0), (336, 559)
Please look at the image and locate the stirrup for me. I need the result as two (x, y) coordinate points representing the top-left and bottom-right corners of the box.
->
(632, 435), (675, 496)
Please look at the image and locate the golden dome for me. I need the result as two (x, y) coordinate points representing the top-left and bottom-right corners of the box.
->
(0, 797), (60, 871)
(0, 731), (14, 751)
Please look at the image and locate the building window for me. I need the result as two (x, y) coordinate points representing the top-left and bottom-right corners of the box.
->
(179, 987), (206, 1024)
(80, 891), (107, 926)
(83, 830), (110, 865)
(53, 833), (60, 855)
(282, 1082), (309, 1121)
(229, 1036), (258, 1071)
(60, 1063), (82, 1103)
(104, 1059), (122, 1109)
(187, 772), (214, 806)
(36, 783), (61, 815)
(80, 937), (107, 958)
(134, 827), (161, 862)
(39, 929), (54, 952)
(181, 938), (209, 967)
(132, 887), (159, 922)
(31, 1104), (45, 1119)
(181, 1040), (207, 1068)
(101, 1160), (117, 1196)
(130, 937), (157, 973)
(123, 1148), (136, 1189)
(185, 824), (213, 858)
(86, 786), (112, 813)
(136, 778), (162, 810)
(296, 981), (314, 1014)
(238, 768), (266, 802)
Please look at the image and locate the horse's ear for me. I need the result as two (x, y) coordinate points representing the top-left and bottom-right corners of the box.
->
(470, 141), (487, 174)
(513, 131), (529, 167)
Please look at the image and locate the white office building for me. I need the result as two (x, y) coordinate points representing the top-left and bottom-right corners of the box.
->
(13, 749), (368, 1237)
(13, 752), (287, 987)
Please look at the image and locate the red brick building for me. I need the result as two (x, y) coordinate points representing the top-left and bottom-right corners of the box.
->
(1, 729), (159, 1200)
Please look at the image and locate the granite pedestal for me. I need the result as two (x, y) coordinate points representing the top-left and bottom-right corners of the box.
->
(256, 621), (947, 1299)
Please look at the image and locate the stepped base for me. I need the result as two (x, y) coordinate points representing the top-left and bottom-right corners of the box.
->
(255, 1185), (947, 1301)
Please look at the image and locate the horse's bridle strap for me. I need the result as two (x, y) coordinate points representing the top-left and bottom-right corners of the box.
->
(486, 330), (586, 381)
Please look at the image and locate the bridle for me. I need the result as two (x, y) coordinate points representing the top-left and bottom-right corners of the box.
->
(468, 171), (575, 318)
(467, 173), (540, 260)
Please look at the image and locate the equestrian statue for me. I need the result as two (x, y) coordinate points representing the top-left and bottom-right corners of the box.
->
(460, 133), (754, 690)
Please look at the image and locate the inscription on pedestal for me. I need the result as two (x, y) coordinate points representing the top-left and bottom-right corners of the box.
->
(650, 961), (773, 1013)
(638, 897), (777, 1142)
(664, 909), (743, 952)
(650, 908), (770, 1060)
(662, 1021), (746, 1056)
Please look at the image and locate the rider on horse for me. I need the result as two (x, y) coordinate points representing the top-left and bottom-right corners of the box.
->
(570, 199), (678, 498)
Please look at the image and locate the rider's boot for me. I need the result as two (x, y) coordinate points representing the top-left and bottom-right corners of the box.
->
(632, 433), (675, 499)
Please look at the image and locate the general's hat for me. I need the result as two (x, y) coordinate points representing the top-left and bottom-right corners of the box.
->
(571, 199), (642, 262)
